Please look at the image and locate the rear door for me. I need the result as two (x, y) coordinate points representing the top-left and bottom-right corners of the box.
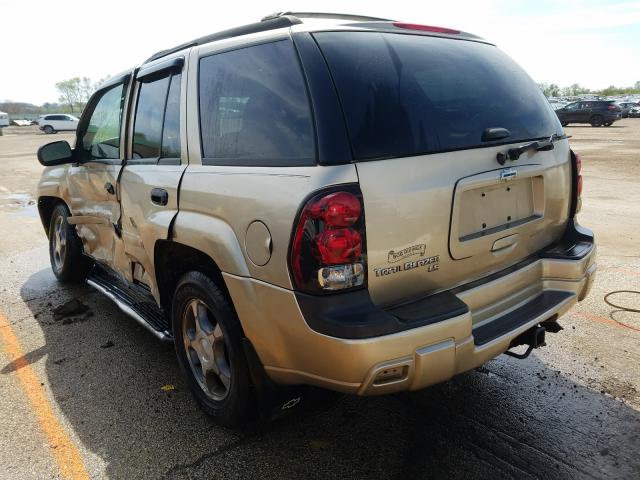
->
(314, 31), (570, 306)
(118, 54), (188, 300)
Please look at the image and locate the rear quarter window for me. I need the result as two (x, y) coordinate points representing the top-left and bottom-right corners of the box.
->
(314, 32), (562, 161)
(198, 40), (315, 167)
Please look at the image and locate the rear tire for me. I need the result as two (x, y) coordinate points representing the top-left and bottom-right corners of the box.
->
(48, 203), (90, 283)
(172, 271), (253, 426)
(43, 125), (54, 134)
(561, 122), (568, 127)
(590, 115), (603, 127)
(604, 122), (613, 127)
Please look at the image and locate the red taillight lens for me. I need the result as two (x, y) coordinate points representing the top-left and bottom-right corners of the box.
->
(290, 186), (366, 294)
(575, 152), (582, 174)
(308, 191), (361, 227)
(315, 229), (362, 265)
(392, 22), (460, 34)
(607, 104), (617, 111)
(577, 175), (583, 196)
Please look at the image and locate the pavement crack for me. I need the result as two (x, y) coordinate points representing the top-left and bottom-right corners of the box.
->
(161, 434), (250, 478)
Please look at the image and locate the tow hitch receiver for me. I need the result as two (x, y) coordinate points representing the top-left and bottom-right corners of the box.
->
(504, 325), (546, 359)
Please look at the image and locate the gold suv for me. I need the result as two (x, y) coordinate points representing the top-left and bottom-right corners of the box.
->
(36, 12), (596, 426)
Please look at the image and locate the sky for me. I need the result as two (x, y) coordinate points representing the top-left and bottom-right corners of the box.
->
(2, 0), (639, 104)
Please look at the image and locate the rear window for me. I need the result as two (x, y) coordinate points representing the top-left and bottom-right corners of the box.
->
(198, 40), (315, 166)
(314, 32), (562, 160)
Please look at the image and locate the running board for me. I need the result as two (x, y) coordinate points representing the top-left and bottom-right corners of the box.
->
(87, 267), (172, 342)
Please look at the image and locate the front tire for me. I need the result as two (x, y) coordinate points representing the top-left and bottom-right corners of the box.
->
(172, 271), (253, 426)
(43, 125), (54, 134)
(48, 203), (90, 283)
(590, 115), (603, 127)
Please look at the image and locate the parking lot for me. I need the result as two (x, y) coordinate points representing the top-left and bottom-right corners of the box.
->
(0, 121), (639, 479)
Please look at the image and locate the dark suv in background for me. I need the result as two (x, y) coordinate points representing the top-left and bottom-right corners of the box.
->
(555, 100), (621, 127)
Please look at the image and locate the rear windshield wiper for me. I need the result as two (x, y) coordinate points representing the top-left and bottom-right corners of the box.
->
(497, 133), (570, 165)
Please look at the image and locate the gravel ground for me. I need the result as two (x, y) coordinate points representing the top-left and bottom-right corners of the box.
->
(0, 121), (638, 479)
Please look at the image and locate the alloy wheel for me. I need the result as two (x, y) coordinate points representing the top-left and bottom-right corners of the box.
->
(182, 298), (231, 401)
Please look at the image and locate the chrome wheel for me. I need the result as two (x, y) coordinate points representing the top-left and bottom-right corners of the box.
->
(52, 215), (67, 271)
(182, 298), (231, 401)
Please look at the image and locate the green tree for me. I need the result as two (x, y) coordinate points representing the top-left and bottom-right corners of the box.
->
(55, 76), (103, 113)
(56, 77), (82, 113)
(538, 82), (560, 97)
(561, 83), (590, 96)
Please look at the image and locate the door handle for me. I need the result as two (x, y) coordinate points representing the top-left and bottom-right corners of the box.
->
(105, 182), (115, 195)
(150, 188), (169, 206)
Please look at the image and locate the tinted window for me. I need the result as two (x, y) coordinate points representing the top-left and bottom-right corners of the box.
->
(82, 83), (126, 160)
(161, 73), (181, 158)
(133, 75), (170, 159)
(314, 32), (562, 160)
(199, 40), (315, 166)
(132, 72), (181, 161)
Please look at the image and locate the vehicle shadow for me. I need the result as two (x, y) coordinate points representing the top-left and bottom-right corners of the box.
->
(15, 268), (640, 479)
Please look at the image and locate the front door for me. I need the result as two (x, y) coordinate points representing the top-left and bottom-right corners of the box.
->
(119, 55), (188, 301)
(67, 79), (130, 272)
(563, 102), (581, 122)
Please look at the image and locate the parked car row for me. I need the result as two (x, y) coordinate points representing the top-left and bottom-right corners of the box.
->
(617, 101), (640, 118)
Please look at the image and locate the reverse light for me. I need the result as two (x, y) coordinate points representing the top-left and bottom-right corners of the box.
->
(318, 264), (365, 291)
(392, 22), (460, 34)
(290, 187), (366, 294)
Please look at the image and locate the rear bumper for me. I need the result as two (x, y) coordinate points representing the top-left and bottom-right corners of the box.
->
(225, 223), (596, 395)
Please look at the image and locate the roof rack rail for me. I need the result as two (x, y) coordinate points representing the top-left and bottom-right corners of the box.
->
(144, 15), (302, 64)
(262, 11), (393, 22)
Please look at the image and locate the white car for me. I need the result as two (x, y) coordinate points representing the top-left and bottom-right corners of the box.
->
(38, 114), (79, 134)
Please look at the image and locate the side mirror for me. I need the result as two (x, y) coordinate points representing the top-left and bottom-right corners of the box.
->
(37, 141), (73, 166)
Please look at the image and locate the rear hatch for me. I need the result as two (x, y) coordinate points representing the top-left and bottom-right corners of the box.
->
(314, 30), (571, 306)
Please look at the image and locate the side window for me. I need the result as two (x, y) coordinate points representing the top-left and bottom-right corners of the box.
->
(161, 74), (181, 159)
(198, 40), (315, 166)
(81, 83), (126, 161)
(566, 103), (579, 111)
(132, 72), (182, 162)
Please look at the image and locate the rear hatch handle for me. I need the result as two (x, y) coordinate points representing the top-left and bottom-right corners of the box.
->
(497, 133), (570, 165)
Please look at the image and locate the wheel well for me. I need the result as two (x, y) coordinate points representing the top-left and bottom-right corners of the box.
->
(154, 240), (233, 320)
(37, 196), (65, 237)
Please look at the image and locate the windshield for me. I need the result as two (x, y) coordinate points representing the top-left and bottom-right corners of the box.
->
(314, 32), (563, 161)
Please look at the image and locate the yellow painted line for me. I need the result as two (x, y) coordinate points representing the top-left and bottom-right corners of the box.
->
(0, 310), (89, 480)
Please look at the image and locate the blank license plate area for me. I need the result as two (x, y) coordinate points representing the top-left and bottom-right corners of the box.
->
(458, 177), (538, 241)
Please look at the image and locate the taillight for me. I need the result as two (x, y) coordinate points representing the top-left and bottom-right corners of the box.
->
(290, 186), (366, 293)
(571, 150), (583, 214)
(607, 104), (617, 111)
(392, 22), (460, 34)
(577, 175), (583, 196)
